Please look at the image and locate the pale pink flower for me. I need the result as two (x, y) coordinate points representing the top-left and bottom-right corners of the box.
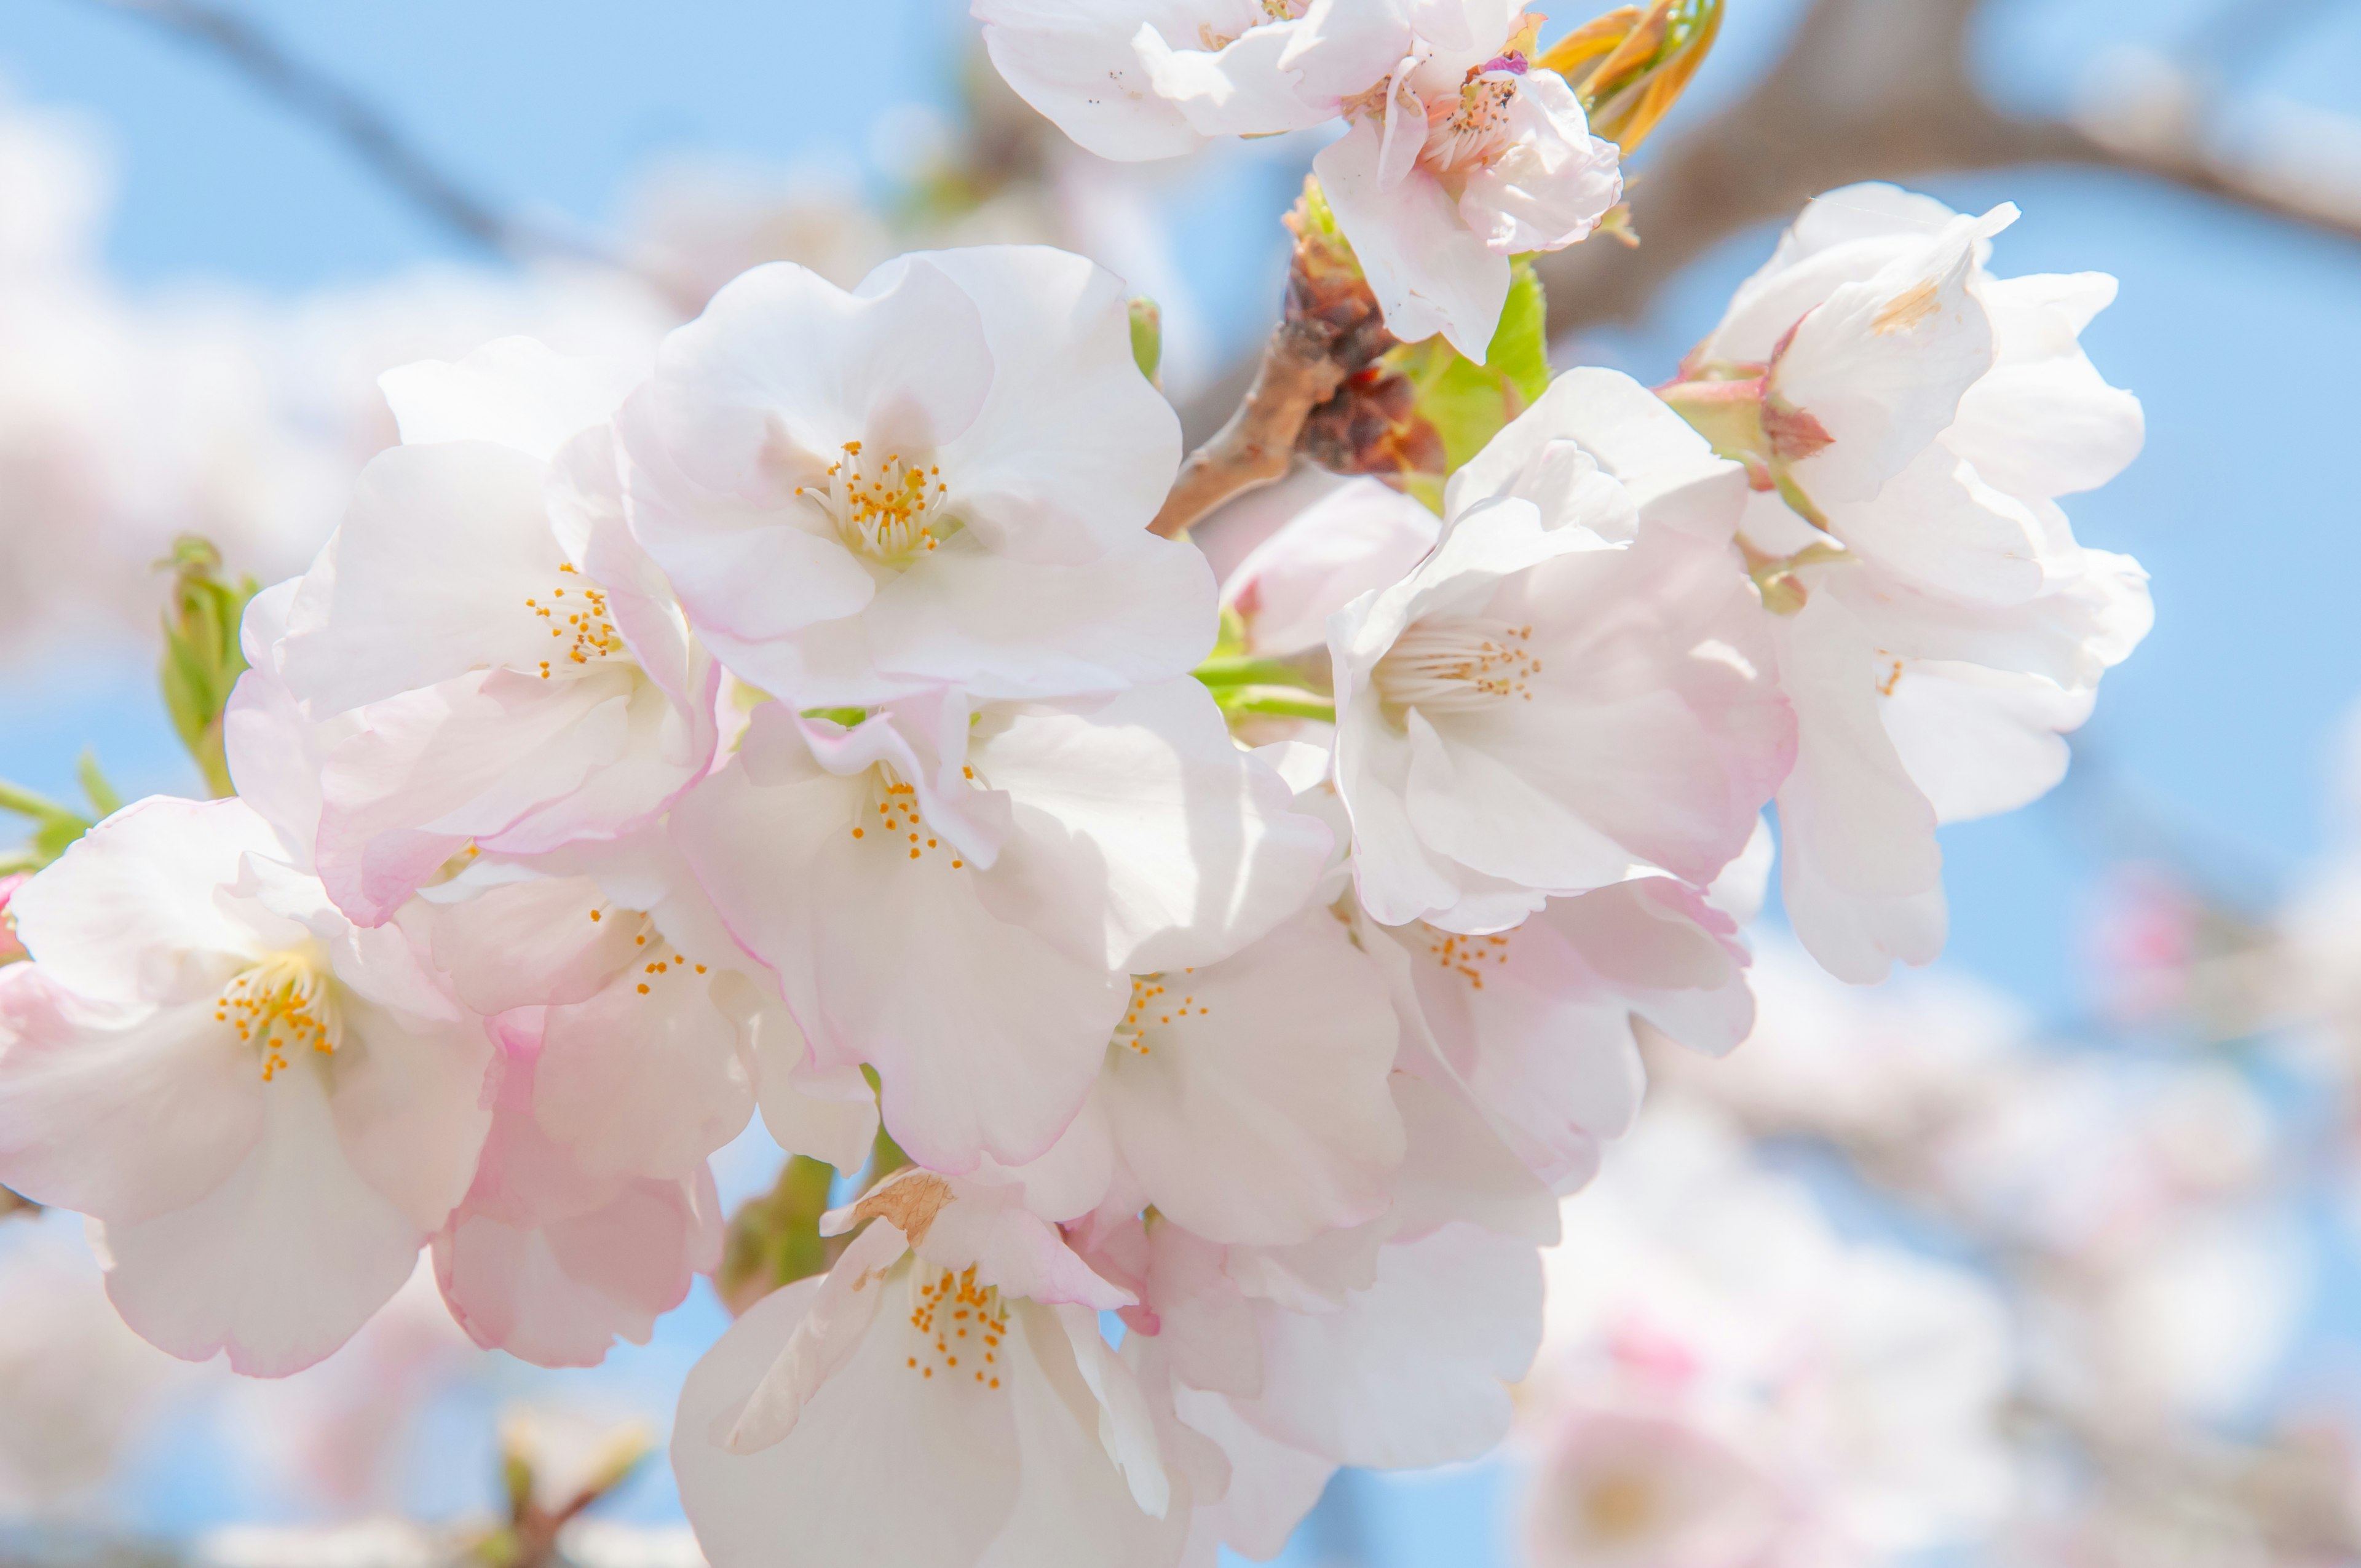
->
(259, 336), (722, 926)
(673, 681), (1330, 1172)
(615, 245), (1215, 708)
(976, 2), (1622, 356)
(674, 1169), (1184, 1568)
(0, 797), (494, 1374)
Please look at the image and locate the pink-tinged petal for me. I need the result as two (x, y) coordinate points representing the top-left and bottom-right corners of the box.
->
(1775, 207), (2013, 509)
(1453, 72), (1621, 256)
(437, 1165), (722, 1370)
(920, 246), (1181, 562)
(973, 679), (1332, 973)
(1316, 120), (1511, 360)
(0, 997), (263, 1225)
(414, 872), (642, 1016)
(1052, 1301), (1171, 1516)
(726, 1219), (909, 1452)
(856, 539), (1217, 702)
(718, 976), (879, 1173)
(1773, 592), (1947, 983)
(1236, 1221), (1542, 1468)
(674, 718), (1123, 1171)
(1703, 183), (1970, 364)
(869, 1177), (1135, 1310)
(1223, 478), (1439, 657)
(1096, 907), (1403, 1246)
(1173, 1386), (1336, 1561)
(326, 996), (496, 1233)
(1444, 368), (1746, 545)
(378, 336), (645, 462)
(98, 1058), (424, 1377)
(534, 970), (754, 1181)
(973, 1), (1209, 162)
(9, 797), (282, 1008)
(279, 442), (568, 717)
(1136, 17), (1337, 139)
(674, 1270), (1021, 1568)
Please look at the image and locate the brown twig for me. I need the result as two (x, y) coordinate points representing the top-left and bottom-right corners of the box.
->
(1151, 315), (1348, 538)
(69, 0), (610, 267)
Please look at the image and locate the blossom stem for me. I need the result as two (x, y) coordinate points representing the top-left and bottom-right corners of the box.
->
(1192, 654), (1319, 690)
(1220, 689), (1337, 723)
(718, 1154), (839, 1316)
(1150, 315), (1348, 539)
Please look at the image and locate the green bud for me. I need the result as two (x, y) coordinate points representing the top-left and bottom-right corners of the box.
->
(157, 535), (259, 799)
(1129, 296), (1163, 388)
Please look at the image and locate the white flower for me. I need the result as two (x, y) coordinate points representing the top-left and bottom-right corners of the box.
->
(615, 245), (1216, 707)
(1314, 10), (1622, 357)
(674, 679), (1330, 1172)
(1363, 875), (1754, 1192)
(674, 1169), (1185, 1568)
(976, 903), (1406, 1246)
(1522, 1102), (2017, 1565)
(1221, 476), (1440, 657)
(975, 3), (1621, 357)
(259, 337), (721, 927)
(1672, 184), (2150, 981)
(1329, 371), (1791, 933)
(0, 798), (494, 1374)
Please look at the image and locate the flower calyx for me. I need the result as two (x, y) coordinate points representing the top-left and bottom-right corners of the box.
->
(1656, 347), (1835, 528)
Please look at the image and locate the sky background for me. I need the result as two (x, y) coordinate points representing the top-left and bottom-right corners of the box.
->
(2, 0), (2359, 1562)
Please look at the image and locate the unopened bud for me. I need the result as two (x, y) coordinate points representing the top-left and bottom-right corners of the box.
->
(1129, 295), (1163, 388)
(1543, 0), (1725, 154)
(157, 535), (259, 800)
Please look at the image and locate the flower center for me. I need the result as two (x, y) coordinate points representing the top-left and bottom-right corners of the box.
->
(586, 906), (711, 996)
(1422, 925), (1513, 990)
(1110, 970), (1209, 1056)
(848, 763), (968, 868)
(523, 563), (623, 681)
(1579, 1470), (1661, 1545)
(1422, 57), (1528, 174)
(1372, 617), (1542, 713)
(1196, 0), (1305, 50)
(215, 950), (340, 1082)
(799, 440), (950, 563)
(905, 1265), (1009, 1389)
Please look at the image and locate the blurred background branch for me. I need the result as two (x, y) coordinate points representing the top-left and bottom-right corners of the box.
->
(65, 0), (611, 267)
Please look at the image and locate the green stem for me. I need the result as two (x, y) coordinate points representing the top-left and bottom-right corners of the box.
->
(1193, 654), (1312, 689)
(719, 1154), (839, 1310)
(1222, 689), (1338, 723)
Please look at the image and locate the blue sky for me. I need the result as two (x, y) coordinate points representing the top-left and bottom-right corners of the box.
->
(4, 0), (2361, 1558)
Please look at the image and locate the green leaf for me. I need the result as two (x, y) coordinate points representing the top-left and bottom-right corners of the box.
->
(77, 752), (122, 819)
(157, 535), (259, 799)
(1380, 258), (1552, 488)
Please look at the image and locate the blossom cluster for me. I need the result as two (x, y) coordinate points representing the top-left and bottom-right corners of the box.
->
(0, 9), (2149, 1560)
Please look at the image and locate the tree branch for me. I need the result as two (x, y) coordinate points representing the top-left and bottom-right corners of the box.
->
(71, 0), (608, 266)
(1530, 0), (2361, 343)
(1153, 313), (1348, 538)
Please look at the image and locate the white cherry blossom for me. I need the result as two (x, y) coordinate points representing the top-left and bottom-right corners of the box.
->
(259, 337), (721, 927)
(674, 1168), (1185, 1568)
(1329, 372), (1791, 933)
(673, 681), (1331, 1173)
(1669, 184), (2150, 981)
(976, 2), (1621, 357)
(615, 245), (1216, 708)
(0, 797), (494, 1374)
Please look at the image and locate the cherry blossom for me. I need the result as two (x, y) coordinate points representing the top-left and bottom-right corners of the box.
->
(1329, 370), (1792, 933)
(1519, 1103), (2017, 1567)
(673, 681), (1331, 1171)
(976, 2), (1622, 356)
(259, 336), (722, 926)
(1663, 184), (2151, 981)
(674, 1168), (1185, 1568)
(614, 245), (1216, 707)
(0, 797), (494, 1374)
